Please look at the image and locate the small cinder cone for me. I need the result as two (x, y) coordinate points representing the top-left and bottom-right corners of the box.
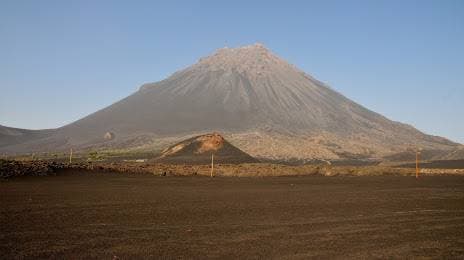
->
(156, 133), (258, 164)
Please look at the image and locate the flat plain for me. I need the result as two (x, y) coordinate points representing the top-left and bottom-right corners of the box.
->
(1, 172), (464, 259)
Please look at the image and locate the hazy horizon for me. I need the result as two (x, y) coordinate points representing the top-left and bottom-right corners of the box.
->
(1, 0), (463, 143)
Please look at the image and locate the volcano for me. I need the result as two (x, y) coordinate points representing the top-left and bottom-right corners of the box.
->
(0, 43), (459, 160)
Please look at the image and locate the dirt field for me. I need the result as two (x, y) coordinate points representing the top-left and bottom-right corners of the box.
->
(1, 172), (464, 259)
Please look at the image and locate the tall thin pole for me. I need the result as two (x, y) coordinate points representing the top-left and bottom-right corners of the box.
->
(69, 148), (73, 164)
(415, 151), (420, 179)
(210, 153), (214, 177)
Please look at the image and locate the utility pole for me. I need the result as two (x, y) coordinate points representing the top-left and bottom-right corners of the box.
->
(210, 153), (214, 178)
(69, 148), (73, 164)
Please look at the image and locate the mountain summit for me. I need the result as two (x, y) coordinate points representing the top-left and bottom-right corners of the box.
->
(0, 44), (458, 159)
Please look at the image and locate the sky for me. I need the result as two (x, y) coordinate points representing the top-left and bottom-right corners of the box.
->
(1, 0), (463, 143)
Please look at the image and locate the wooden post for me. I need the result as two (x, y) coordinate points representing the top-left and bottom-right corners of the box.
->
(415, 151), (420, 179)
(69, 148), (73, 164)
(210, 153), (214, 177)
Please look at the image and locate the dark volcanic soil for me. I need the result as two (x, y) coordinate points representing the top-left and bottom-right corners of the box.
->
(1, 173), (464, 259)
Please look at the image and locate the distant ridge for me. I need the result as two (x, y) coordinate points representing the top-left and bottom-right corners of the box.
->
(0, 125), (54, 148)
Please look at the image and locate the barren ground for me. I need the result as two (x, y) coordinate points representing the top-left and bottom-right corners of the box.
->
(1, 172), (464, 259)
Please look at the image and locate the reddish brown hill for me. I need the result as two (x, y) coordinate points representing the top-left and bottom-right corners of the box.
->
(156, 133), (258, 164)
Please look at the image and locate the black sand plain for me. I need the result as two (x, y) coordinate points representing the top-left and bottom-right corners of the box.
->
(1, 171), (464, 259)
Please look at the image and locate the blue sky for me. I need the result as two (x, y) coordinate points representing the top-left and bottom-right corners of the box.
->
(1, 0), (463, 143)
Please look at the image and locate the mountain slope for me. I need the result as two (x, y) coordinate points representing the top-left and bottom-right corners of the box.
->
(0, 44), (459, 159)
